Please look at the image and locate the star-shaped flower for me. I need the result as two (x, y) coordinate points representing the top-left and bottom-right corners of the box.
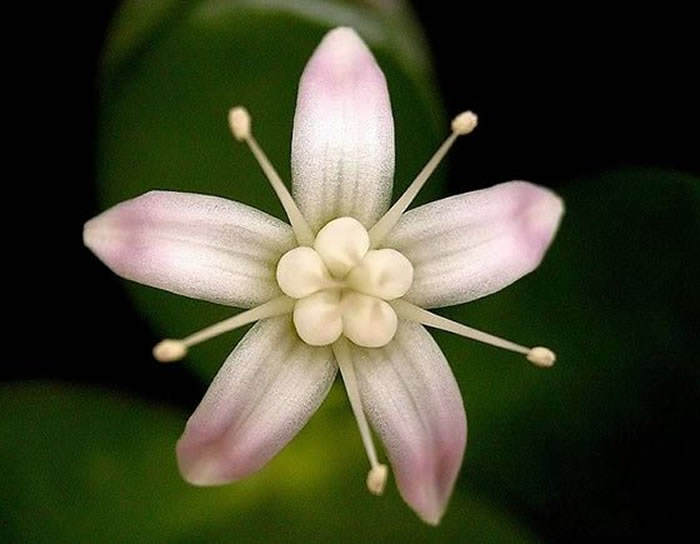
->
(84, 27), (563, 524)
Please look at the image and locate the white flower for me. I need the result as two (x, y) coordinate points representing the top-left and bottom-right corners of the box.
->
(83, 27), (563, 524)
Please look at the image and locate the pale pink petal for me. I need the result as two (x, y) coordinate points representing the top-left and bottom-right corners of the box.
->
(83, 191), (295, 308)
(385, 181), (564, 308)
(291, 27), (395, 232)
(349, 320), (467, 524)
(177, 316), (336, 485)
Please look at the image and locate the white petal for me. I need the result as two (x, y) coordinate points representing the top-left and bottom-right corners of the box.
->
(176, 316), (337, 485)
(349, 321), (467, 524)
(385, 181), (564, 308)
(291, 27), (395, 232)
(83, 191), (295, 308)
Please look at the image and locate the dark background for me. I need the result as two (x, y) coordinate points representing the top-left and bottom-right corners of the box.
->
(5, 2), (698, 542)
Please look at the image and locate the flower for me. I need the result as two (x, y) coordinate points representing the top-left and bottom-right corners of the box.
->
(83, 27), (563, 524)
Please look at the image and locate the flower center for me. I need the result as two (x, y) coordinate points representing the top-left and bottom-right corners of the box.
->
(276, 217), (413, 347)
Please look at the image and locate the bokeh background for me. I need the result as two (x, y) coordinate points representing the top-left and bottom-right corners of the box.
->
(3, 1), (698, 542)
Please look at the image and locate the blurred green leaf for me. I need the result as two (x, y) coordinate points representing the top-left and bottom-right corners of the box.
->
(437, 169), (699, 535)
(97, 0), (446, 379)
(0, 383), (539, 543)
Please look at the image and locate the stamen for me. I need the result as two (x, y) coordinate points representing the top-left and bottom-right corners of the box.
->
(391, 299), (555, 367)
(153, 295), (295, 362)
(228, 107), (315, 246)
(332, 337), (389, 495)
(368, 111), (478, 247)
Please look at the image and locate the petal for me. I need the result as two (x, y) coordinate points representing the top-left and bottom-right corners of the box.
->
(385, 181), (564, 308)
(291, 27), (395, 232)
(83, 191), (295, 308)
(348, 321), (467, 524)
(176, 315), (337, 485)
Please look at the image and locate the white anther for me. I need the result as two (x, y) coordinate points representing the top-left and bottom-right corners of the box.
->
(228, 106), (251, 140)
(341, 292), (398, 348)
(313, 217), (370, 278)
(347, 249), (414, 300)
(153, 339), (188, 362)
(276, 247), (337, 299)
(367, 464), (389, 495)
(451, 110), (478, 135)
(293, 290), (343, 346)
(526, 346), (556, 367)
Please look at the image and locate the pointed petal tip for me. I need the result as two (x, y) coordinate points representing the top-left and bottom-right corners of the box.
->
(325, 26), (360, 39)
(176, 450), (222, 487)
(419, 508), (444, 526)
(292, 25), (394, 230)
(319, 26), (368, 55)
(514, 181), (565, 264)
(175, 436), (240, 487)
(81, 209), (124, 268)
(82, 217), (98, 251)
(307, 25), (380, 84)
(400, 438), (464, 526)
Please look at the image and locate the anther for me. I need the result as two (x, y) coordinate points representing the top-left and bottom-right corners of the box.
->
(451, 110), (478, 135)
(367, 464), (389, 495)
(153, 339), (188, 363)
(228, 106), (251, 140)
(527, 346), (556, 368)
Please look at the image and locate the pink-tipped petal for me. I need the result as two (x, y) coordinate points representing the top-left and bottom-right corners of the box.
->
(83, 191), (295, 308)
(385, 181), (564, 308)
(177, 316), (336, 485)
(292, 27), (395, 232)
(349, 321), (467, 525)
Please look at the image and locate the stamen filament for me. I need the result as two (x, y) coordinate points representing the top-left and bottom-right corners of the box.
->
(369, 111), (478, 247)
(332, 336), (388, 495)
(391, 299), (555, 367)
(153, 296), (295, 362)
(229, 107), (315, 246)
